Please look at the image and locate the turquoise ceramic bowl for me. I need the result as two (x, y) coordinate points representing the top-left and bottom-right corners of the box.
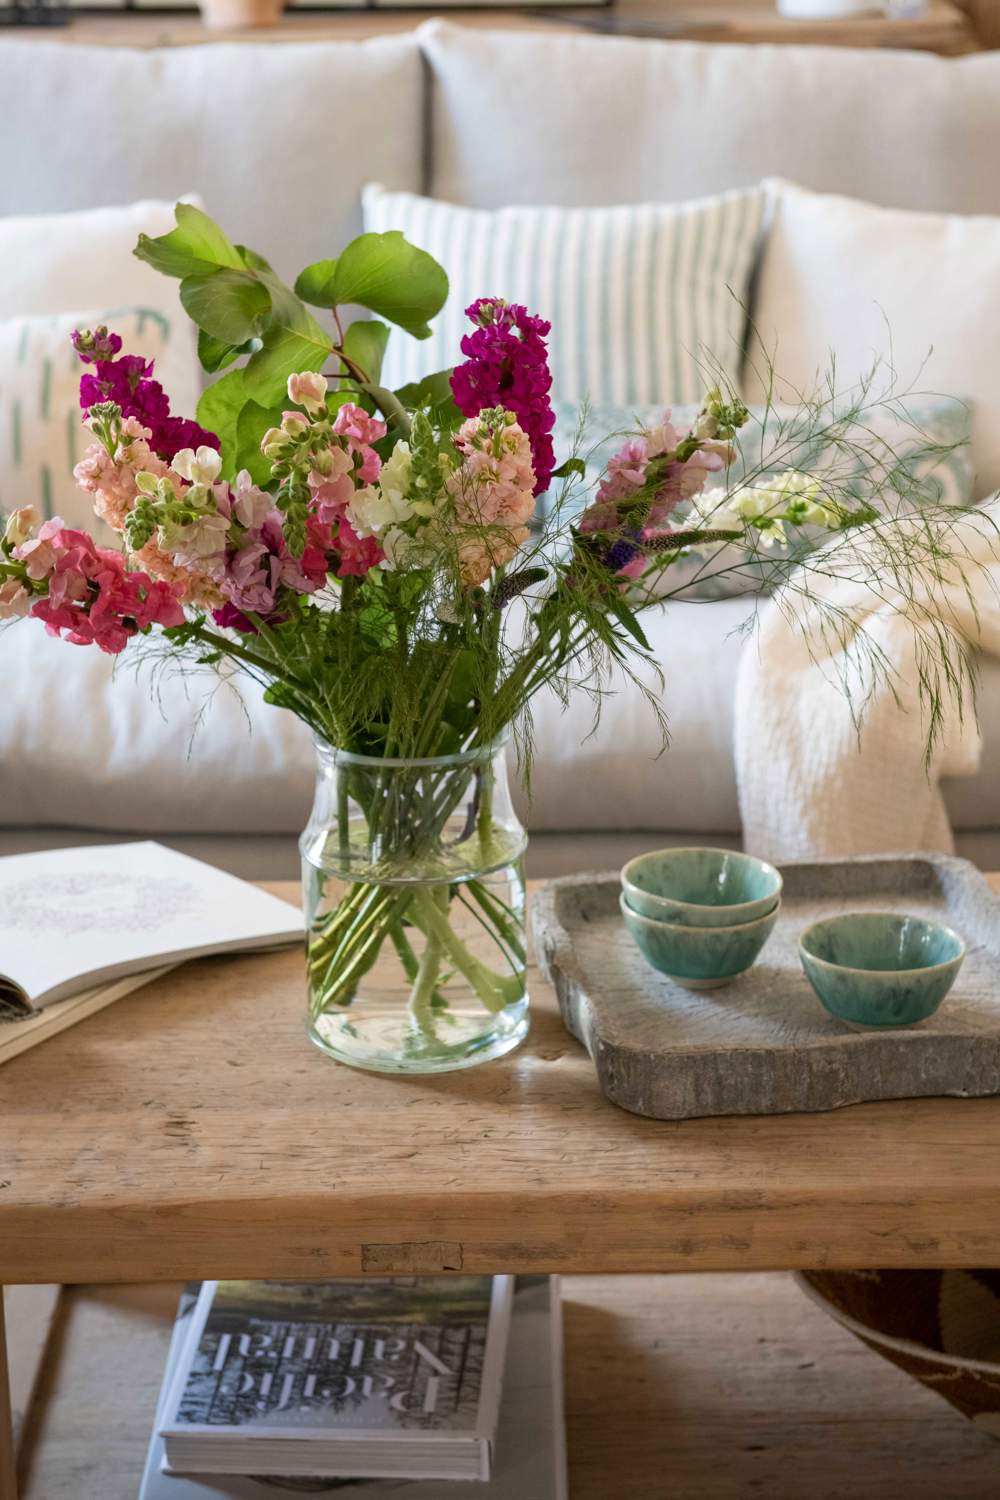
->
(799, 912), (965, 1028)
(619, 893), (780, 989)
(621, 847), (782, 928)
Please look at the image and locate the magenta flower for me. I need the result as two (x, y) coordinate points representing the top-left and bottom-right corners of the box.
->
(74, 330), (219, 464)
(450, 299), (556, 496)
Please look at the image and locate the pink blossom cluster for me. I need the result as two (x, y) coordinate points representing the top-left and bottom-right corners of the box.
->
(73, 328), (218, 463)
(12, 520), (183, 654)
(447, 410), (537, 586)
(450, 299), (556, 497)
(578, 413), (726, 580)
(302, 403), (388, 585)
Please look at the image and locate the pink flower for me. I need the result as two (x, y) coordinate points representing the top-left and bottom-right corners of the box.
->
(220, 511), (328, 618)
(24, 525), (184, 654)
(333, 404), (387, 450)
(307, 451), (355, 525)
(0, 578), (30, 620)
(73, 421), (177, 533)
(14, 517), (66, 580)
(580, 415), (726, 548)
(230, 470), (274, 531)
(3, 506), (37, 549)
(333, 516), (383, 578)
(287, 371), (328, 415)
(446, 413), (536, 585)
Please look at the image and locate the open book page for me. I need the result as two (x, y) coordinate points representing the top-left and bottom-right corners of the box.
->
(0, 842), (302, 1013)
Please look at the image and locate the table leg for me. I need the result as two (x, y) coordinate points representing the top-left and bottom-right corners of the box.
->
(0, 1294), (18, 1500)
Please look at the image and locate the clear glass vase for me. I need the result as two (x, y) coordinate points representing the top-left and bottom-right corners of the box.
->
(300, 739), (530, 1074)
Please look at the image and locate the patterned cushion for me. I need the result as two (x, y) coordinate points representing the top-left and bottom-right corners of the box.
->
(363, 184), (765, 406)
(0, 307), (200, 537)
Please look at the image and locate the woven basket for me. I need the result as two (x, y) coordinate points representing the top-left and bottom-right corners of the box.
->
(798, 1270), (1000, 1435)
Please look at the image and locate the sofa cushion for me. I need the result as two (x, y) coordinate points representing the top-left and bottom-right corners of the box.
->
(420, 21), (1000, 217)
(746, 179), (1000, 499)
(363, 182), (764, 405)
(0, 37), (424, 285)
(2, 595), (998, 841)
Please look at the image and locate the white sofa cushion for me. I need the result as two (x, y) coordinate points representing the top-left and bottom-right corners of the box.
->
(0, 306), (200, 532)
(0, 37), (424, 285)
(0, 199), (196, 321)
(3, 594), (999, 839)
(364, 183), (764, 405)
(746, 179), (1000, 500)
(420, 22), (1000, 217)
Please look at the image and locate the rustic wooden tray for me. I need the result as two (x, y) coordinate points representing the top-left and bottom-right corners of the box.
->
(531, 855), (1000, 1120)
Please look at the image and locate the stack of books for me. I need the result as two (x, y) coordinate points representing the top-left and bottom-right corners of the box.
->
(140, 1276), (566, 1498)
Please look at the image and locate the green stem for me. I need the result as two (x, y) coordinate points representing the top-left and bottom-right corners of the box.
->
(410, 886), (523, 1014)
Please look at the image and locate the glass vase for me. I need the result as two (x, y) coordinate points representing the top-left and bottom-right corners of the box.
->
(300, 739), (529, 1074)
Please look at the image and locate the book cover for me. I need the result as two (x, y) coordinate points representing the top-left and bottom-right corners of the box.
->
(160, 1278), (512, 1479)
(140, 1278), (565, 1500)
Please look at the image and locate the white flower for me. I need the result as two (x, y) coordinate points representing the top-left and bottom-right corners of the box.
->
(172, 446), (222, 487)
(349, 485), (413, 538)
(379, 524), (437, 573)
(287, 370), (328, 416)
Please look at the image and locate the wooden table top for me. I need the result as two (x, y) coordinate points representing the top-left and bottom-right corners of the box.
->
(2, 877), (1000, 1287)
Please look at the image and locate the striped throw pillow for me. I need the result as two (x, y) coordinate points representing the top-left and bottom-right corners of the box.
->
(363, 184), (765, 406)
(0, 307), (199, 537)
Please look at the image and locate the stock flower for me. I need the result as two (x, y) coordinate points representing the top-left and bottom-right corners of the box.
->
(230, 470), (273, 531)
(74, 329), (218, 463)
(219, 511), (330, 620)
(0, 578), (30, 619)
(450, 298), (556, 496)
(447, 409), (536, 586)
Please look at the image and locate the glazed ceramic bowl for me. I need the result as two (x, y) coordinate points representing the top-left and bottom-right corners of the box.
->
(619, 893), (780, 989)
(621, 846), (782, 928)
(799, 911), (965, 1028)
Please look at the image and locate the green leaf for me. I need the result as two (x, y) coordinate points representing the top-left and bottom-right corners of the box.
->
(180, 269), (271, 345)
(395, 369), (462, 431)
(327, 232), (448, 339)
(294, 258), (338, 308)
(551, 457), (586, 480)
(235, 399), (284, 486)
(134, 203), (245, 280)
(339, 319), (390, 385)
(197, 329), (263, 375)
(196, 369), (248, 483)
(610, 594), (652, 653)
(242, 283), (334, 406)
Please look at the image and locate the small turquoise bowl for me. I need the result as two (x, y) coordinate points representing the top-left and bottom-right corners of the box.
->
(620, 893), (780, 989)
(621, 847), (782, 928)
(799, 912), (965, 1028)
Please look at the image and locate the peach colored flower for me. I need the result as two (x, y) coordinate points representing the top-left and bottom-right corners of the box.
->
(0, 578), (30, 619)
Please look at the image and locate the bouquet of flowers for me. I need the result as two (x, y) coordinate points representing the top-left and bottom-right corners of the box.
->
(0, 205), (977, 1073)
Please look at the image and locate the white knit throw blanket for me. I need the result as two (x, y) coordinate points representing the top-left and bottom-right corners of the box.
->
(735, 500), (1000, 863)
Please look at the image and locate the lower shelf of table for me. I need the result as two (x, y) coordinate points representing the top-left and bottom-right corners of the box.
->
(17, 1273), (1000, 1497)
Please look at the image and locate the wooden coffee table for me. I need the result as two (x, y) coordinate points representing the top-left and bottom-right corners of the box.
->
(3, 876), (1000, 1497)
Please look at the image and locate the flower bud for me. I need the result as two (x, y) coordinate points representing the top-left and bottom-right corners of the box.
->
(281, 411), (310, 439)
(3, 506), (38, 549)
(287, 370), (328, 416)
(261, 427), (289, 460)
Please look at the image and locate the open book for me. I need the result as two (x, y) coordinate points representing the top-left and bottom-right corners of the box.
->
(0, 842), (302, 1061)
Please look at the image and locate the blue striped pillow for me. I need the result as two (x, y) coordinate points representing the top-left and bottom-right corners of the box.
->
(363, 185), (765, 407)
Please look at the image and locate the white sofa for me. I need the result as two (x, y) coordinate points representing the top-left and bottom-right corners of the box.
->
(4, 22), (1000, 877)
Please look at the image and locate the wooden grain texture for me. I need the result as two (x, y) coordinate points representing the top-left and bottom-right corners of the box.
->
(17, 1275), (1000, 1499)
(535, 858), (1000, 1119)
(32, 0), (976, 52)
(5, 879), (1000, 1284)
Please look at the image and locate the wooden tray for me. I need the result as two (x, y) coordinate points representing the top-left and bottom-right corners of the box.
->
(531, 855), (1000, 1120)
